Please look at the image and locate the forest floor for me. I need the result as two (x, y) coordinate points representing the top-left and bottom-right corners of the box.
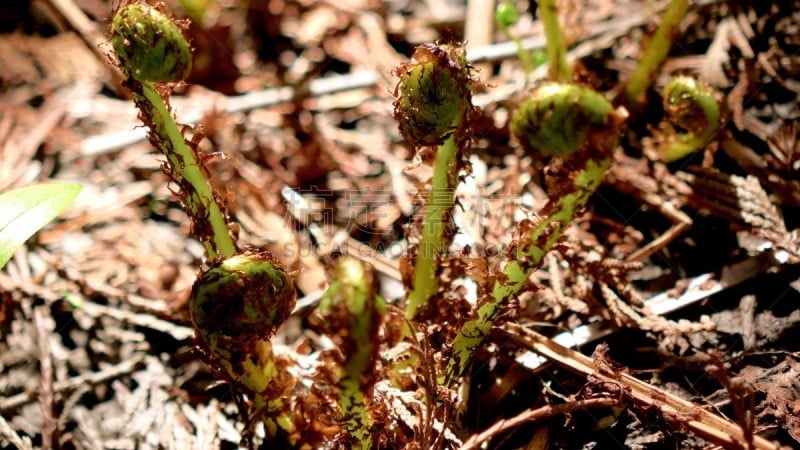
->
(1, 0), (799, 449)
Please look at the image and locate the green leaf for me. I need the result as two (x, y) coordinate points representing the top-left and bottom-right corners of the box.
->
(0, 183), (82, 270)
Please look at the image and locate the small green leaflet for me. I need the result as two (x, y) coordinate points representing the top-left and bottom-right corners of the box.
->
(0, 183), (82, 270)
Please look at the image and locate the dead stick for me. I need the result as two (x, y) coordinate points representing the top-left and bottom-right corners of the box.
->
(501, 323), (785, 450)
(0, 354), (145, 413)
(460, 397), (618, 450)
(34, 307), (55, 450)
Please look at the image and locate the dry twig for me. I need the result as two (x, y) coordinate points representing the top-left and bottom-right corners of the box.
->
(502, 323), (787, 450)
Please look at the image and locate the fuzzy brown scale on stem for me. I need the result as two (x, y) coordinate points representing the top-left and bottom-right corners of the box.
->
(127, 78), (229, 251)
(446, 83), (626, 380)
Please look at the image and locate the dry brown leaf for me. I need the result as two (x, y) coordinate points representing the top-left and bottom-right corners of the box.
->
(678, 167), (798, 260)
(737, 356), (800, 444)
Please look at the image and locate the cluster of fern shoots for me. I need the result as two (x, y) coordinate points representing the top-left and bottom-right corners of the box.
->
(109, 0), (720, 448)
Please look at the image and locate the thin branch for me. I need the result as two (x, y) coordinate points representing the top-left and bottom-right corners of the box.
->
(460, 397), (618, 450)
(34, 306), (55, 450)
(501, 323), (786, 450)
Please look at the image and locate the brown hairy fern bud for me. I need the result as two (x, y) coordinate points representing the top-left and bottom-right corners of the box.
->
(190, 249), (296, 392)
(111, 2), (192, 83)
(392, 42), (472, 147)
(511, 82), (617, 158)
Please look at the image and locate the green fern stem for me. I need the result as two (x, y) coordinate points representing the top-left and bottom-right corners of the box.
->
(495, 1), (536, 75)
(318, 257), (384, 449)
(392, 42), (473, 320)
(446, 83), (626, 380)
(111, 2), (236, 260)
(623, 0), (690, 108)
(135, 81), (237, 260)
(112, 3), (300, 444)
(538, 0), (571, 82)
(447, 155), (610, 379)
(405, 129), (461, 319)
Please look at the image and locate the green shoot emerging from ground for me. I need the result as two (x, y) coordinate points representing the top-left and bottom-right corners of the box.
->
(656, 76), (721, 161)
(111, 2), (299, 443)
(317, 257), (384, 449)
(622, 0), (690, 109)
(393, 42), (474, 320)
(111, 1), (235, 260)
(495, 1), (537, 75)
(538, 0), (571, 82)
(448, 83), (627, 380)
